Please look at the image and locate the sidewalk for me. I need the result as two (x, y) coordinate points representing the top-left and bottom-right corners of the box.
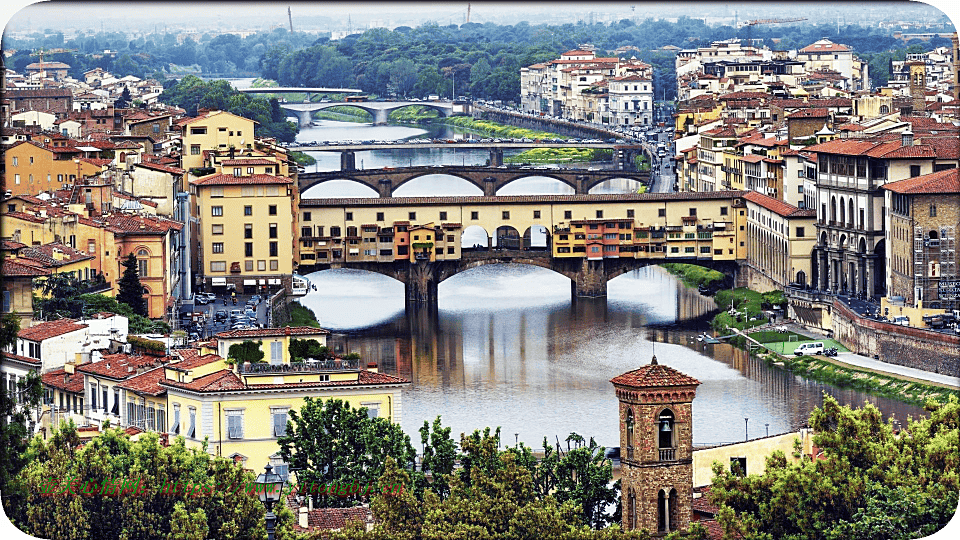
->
(751, 321), (960, 390)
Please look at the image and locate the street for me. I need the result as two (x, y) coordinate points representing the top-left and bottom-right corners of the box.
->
(178, 292), (270, 340)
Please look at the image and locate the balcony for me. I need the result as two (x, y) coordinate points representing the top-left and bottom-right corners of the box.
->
(239, 359), (360, 374)
(659, 448), (676, 461)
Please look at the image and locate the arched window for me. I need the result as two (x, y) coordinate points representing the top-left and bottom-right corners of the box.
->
(929, 230), (939, 240)
(625, 408), (634, 457)
(136, 248), (149, 277)
(831, 196), (837, 222)
(658, 409), (674, 449)
(848, 199), (854, 227)
(669, 488), (679, 532)
(839, 197), (846, 226)
(628, 488), (636, 529)
(879, 104), (889, 114)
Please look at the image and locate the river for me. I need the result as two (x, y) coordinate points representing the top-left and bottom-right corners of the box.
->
(291, 117), (924, 449)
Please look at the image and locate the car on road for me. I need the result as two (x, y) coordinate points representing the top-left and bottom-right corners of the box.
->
(793, 342), (825, 356)
(215, 310), (228, 321)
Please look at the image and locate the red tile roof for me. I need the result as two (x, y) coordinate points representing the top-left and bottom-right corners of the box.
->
(2, 258), (51, 277)
(610, 358), (701, 389)
(800, 40), (851, 53)
(116, 368), (168, 396)
(100, 213), (183, 234)
(219, 158), (278, 166)
(77, 353), (171, 380)
(191, 173), (293, 186)
(18, 242), (95, 267)
(168, 349), (223, 371)
(18, 319), (88, 341)
(290, 505), (372, 533)
(215, 327), (330, 339)
(134, 161), (185, 175)
(162, 369), (246, 392)
(1, 351), (41, 367)
(743, 191), (816, 218)
(42, 366), (86, 393)
(161, 367), (409, 394)
(805, 138), (937, 159)
(882, 167), (960, 195)
(786, 108), (829, 119)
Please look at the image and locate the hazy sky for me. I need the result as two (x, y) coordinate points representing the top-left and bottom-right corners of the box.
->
(2, 1), (956, 36)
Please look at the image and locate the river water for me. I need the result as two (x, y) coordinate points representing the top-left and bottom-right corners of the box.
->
(291, 118), (925, 449)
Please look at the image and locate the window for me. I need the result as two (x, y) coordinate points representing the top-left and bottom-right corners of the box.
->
(471, 211), (479, 220)
(269, 224), (278, 239)
(245, 243), (253, 257)
(270, 341), (283, 364)
(244, 224), (253, 239)
(273, 409), (288, 437)
(439, 211), (448, 220)
(233, 167), (242, 176)
(211, 206), (223, 216)
(11, 157), (16, 166)
(212, 242), (224, 253)
(564, 211), (572, 219)
(90, 383), (98, 410)
(796, 227), (805, 237)
(258, 260), (266, 271)
(210, 261), (227, 272)
(689, 208), (697, 217)
(269, 205), (277, 215)
(210, 186), (224, 198)
(346, 212), (353, 221)
(269, 242), (278, 257)
(87, 239), (96, 253)
(226, 410), (243, 439)
(720, 206), (728, 216)
(363, 402), (381, 419)
(187, 407), (196, 438)
(244, 205), (252, 216)
(658, 208), (666, 217)
(930, 205), (937, 217)
(190, 127), (206, 135)
(172, 404), (180, 434)
(502, 211), (510, 219)
(301, 226), (312, 238)
(245, 261), (254, 271)
(247, 167), (254, 174)
(627, 209), (634, 218)
(303, 212), (311, 221)
(190, 145), (200, 155)
(138, 258), (148, 278)
(270, 260), (278, 271)
(910, 165), (921, 178)
(331, 226), (341, 237)
(596, 210), (603, 218)
(409, 212), (416, 220)
(212, 224), (224, 235)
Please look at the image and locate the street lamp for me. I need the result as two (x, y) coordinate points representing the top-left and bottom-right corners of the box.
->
(255, 463), (285, 540)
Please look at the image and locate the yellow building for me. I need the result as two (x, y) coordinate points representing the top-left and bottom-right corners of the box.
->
(161, 343), (409, 477)
(1, 256), (50, 328)
(192, 166), (298, 294)
(178, 110), (256, 171)
(3, 140), (104, 197)
(743, 191), (817, 289)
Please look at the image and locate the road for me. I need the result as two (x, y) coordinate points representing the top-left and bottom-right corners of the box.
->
(644, 128), (676, 193)
(178, 292), (270, 340)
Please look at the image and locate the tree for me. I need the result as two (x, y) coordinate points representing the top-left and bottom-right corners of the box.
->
(277, 398), (416, 508)
(226, 340), (265, 364)
(1, 313), (20, 350)
(417, 416), (457, 500)
(709, 395), (959, 540)
(0, 370), (44, 528)
(115, 87), (132, 108)
(117, 253), (146, 317)
(15, 424), (293, 540)
(35, 272), (86, 320)
(287, 339), (328, 362)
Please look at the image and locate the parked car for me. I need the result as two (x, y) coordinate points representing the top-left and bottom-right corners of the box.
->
(891, 316), (910, 326)
(215, 310), (228, 321)
(793, 342), (825, 356)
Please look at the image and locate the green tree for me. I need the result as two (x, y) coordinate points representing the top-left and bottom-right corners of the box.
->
(417, 416), (457, 500)
(0, 370), (43, 527)
(116, 86), (132, 108)
(35, 272), (86, 320)
(277, 398), (416, 508)
(117, 253), (146, 317)
(226, 340), (265, 364)
(287, 339), (329, 362)
(709, 395), (959, 540)
(0, 313), (20, 350)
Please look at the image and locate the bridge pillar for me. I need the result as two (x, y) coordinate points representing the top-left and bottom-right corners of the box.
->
(575, 175), (589, 195)
(489, 147), (504, 167)
(294, 110), (313, 127)
(377, 178), (393, 198)
(571, 259), (608, 298)
(341, 151), (356, 171)
(482, 176), (497, 197)
(373, 109), (390, 125)
(406, 261), (439, 305)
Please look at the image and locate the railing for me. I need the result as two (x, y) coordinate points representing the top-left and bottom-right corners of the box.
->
(659, 448), (676, 461)
(239, 359), (360, 373)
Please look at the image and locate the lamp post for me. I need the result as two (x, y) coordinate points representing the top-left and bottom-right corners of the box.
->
(255, 463), (285, 540)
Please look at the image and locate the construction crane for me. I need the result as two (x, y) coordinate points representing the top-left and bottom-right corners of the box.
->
(737, 17), (807, 28)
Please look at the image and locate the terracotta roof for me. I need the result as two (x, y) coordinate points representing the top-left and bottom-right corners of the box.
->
(168, 349), (223, 371)
(161, 368), (409, 393)
(2, 258), (51, 277)
(739, 154), (766, 164)
(18, 319), (87, 341)
(100, 213), (183, 234)
(800, 40), (851, 53)
(42, 366), (86, 393)
(918, 136), (960, 159)
(77, 353), (171, 380)
(219, 158), (278, 166)
(215, 327), (330, 339)
(743, 191), (816, 218)
(18, 242), (95, 267)
(692, 486), (720, 516)
(882, 167), (959, 195)
(1, 239), (28, 250)
(290, 505), (372, 533)
(161, 369), (246, 392)
(191, 173), (293, 186)
(116, 368), (168, 396)
(134, 161), (185, 175)
(610, 359), (701, 389)
(301, 191), (752, 208)
(1, 351), (41, 367)
(786, 108), (829, 119)
(805, 138), (937, 159)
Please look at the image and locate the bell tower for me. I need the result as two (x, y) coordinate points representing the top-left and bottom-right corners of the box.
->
(907, 60), (926, 114)
(612, 355), (700, 535)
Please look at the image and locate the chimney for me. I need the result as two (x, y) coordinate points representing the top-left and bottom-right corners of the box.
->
(901, 130), (914, 147)
(298, 505), (309, 529)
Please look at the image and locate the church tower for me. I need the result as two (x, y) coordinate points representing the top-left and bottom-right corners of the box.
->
(612, 356), (700, 535)
(907, 60), (926, 114)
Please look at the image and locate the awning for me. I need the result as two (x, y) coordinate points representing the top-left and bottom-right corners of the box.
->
(243, 279), (256, 285)
(268, 278), (281, 285)
(211, 277), (226, 286)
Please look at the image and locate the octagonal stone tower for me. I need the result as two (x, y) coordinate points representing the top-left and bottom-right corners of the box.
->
(611, 355), (701, 536)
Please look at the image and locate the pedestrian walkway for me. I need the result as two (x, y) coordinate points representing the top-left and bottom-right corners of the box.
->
(745, 321), (959, 390)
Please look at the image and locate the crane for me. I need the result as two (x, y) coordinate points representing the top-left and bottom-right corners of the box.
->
(737, 17), (807, 28)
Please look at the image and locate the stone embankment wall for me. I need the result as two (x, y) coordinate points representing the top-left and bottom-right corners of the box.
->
(832, 301), (959, 376)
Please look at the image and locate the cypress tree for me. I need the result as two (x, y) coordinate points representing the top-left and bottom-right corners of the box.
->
(117, 253), (147, 317)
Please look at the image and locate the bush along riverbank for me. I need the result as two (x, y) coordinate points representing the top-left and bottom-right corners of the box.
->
(313, 107), (371, 123)
(441, 116), (561, 140)
(442, 117), (615, 165)
(389, 105), (439, 123)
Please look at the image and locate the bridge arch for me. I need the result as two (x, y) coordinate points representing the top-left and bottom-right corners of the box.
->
(522, 225), (551, 250)
(390, 171), (484, 195)
(438, 258), (576, 284)
(461, 225), (490, 250)
(300, 178), (379, 198)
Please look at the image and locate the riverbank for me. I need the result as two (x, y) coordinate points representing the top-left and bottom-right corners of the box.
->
(441, 117), (611, 164)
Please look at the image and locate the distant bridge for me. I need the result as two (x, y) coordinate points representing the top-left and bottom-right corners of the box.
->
(279, 101), (461, 126)
(298, 165), (651, 197)
(238, 87), (363, 94)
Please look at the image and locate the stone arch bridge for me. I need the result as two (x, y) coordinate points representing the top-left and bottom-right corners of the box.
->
(299, 166), (651, 197)
(279, 101), (457, 126)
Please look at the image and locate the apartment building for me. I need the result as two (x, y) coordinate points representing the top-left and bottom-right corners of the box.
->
(743, 191), (817, 289)
(795, 38), (870, 92)
(178, 110), (256, 171)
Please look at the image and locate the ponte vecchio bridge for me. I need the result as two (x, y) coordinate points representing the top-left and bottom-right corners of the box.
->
(296, 191), (750, 306)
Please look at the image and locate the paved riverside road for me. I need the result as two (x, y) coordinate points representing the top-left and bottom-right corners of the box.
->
(759, 321), (959, 389)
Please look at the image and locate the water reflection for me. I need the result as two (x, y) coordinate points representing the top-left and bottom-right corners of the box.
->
(302, 266), (926, 448)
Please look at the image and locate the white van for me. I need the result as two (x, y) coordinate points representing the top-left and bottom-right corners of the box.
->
(793, 342), (824, 356)
(891, 316), (910, 326)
